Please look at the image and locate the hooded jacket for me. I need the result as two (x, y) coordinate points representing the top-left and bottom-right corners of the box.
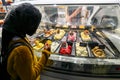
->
(1, 3), (50, 80)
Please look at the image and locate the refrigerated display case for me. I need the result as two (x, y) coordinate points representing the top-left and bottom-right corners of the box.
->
(12, 0), (120, 80)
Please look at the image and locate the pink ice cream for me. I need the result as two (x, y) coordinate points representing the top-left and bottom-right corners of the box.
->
(68, 31), (76, 42)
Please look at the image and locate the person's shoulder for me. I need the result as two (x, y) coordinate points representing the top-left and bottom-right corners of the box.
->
(9, 45), (33, 62)
(12, 45), (31, 55)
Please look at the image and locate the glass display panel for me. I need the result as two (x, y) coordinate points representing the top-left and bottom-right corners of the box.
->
(24, 3), (120, 77)
(32, 4), (120, 59)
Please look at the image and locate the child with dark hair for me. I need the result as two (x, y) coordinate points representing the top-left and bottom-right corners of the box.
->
(0, 3), (51, 80)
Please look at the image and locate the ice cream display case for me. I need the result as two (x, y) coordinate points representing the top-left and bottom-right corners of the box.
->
(12, 0), (120, 79)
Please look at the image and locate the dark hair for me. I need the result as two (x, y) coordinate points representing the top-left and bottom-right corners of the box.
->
(3, 3), (42, 36)
(1, 3), (41, 56)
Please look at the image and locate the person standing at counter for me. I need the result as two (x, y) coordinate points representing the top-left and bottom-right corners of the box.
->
(0, 3), (51, 80)
(66, 6), (88, 25)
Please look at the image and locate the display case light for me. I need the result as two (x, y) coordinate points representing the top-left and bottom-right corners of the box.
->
(53, 4), (57, 7)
